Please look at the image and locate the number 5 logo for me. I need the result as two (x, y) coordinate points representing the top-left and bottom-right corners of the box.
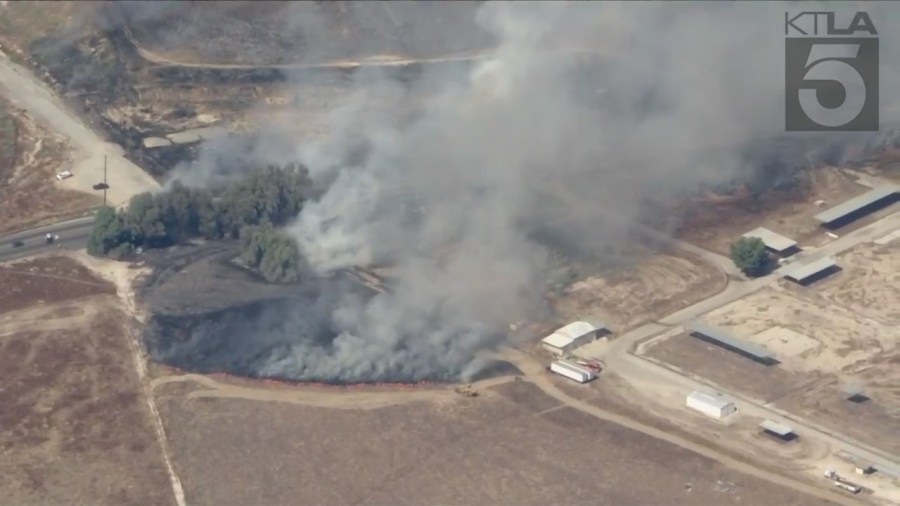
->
(785, 37), (878, 132)
(797, 44), (866, 127)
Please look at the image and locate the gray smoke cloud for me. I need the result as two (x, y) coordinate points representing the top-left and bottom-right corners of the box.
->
(158, 1), (900, 382)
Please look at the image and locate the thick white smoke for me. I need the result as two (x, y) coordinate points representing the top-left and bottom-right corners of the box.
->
(156, 2), (900, 381)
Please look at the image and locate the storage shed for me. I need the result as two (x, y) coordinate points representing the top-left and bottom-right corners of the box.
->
(782, 256), (840, 285)
(742, 227), (799, 256)
(686, 391), (737, 420)
(549, 360), (595, 383)
(541, 321), (607, 356)
(760, 419), (797, 441)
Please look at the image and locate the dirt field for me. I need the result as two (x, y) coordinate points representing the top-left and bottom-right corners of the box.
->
(818, 242), (900, 326)
(0, 100), (99, 235)
(677, 168), (874, 256)
(152, 374), (836, 506)
(0, 256), (175, 506)
(643, 242), (900, 457)
(0, 256), (115, 314)
(550, 246), (725, 331)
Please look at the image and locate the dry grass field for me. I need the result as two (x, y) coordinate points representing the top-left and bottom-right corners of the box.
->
(0, 100), (99, 235)
(0, 256), (174, 506)
(153, 376), (838, 506)
(551, 247), (725, 332)
(677, 168), (875, 256)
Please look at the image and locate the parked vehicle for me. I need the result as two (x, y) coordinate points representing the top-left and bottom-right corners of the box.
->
(55, 170), (73, 181)
(10, 240), (24, 248)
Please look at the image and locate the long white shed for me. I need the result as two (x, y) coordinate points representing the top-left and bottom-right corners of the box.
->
(550, 360), (595, 383)
(686, 391), (737, 419)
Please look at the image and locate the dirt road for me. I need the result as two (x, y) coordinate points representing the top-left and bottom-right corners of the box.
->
(576, 209), (900, 503)
(497, 348), (855, 506)
(0, 50), (159, 206)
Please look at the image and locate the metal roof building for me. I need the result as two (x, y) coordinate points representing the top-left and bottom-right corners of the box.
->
(782, 256), (839, 285)
(760, 419), (796, 441)
(541, 321), (608, 356)
(742, 227), (799, 255)
(814, 184), (899, 227)
(686, 391), (737, 419)
(686, 321), (777, 365)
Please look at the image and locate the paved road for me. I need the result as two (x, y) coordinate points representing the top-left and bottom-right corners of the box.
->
(0, 216), (95, 262)
(0, 50), (159, 206)
(575, 210), (900, 485)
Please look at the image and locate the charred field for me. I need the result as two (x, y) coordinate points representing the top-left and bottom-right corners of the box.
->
(137, 242), (520, 385)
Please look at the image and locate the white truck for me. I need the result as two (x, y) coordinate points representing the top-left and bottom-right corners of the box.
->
(55, 170), (73, 181)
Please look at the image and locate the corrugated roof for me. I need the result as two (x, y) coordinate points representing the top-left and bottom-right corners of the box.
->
(542, 332), (574, 349)
(687, 321), (775, 360)
(814, 184), (899, 224)
(760, 419), (794, 436)
(742, 227), (798, 252)
(687, 390), (733, 410)
(542, 320), (606, 349)
(781, 256), (837, 281)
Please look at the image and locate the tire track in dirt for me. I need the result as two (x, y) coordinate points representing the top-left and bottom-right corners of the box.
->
(150, 373), (518, 411)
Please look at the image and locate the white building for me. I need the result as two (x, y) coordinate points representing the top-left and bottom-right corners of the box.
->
(686, 391), (737, 420)
(541, 321), (607, 356)
(550, 360), (595, 383)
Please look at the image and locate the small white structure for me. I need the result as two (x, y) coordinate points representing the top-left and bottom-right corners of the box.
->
(541, 321), (606, 356)
(686, 391), (737, 420)
(550, 360), (595, 383)
(55, 170), (73, 181)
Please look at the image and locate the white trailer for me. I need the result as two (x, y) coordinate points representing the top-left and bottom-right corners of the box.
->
(550, 360), (595, 383)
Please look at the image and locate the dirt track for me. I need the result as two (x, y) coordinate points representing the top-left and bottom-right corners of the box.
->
(145, 344), (851, 506)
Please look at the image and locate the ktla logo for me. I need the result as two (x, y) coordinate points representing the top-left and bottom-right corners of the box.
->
(785, 11), (879, 131)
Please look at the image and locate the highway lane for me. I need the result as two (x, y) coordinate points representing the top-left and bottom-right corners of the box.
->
(0, 215), (96, 262)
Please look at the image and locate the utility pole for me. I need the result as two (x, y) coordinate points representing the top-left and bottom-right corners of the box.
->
(103, 155), (107, 207)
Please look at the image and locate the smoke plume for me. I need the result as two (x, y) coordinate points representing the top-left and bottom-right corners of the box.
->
(158, 2), (900, 382)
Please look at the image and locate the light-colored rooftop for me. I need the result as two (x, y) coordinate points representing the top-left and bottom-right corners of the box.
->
(781, 256), (837, 282)
(760, 419), (794, 436)
(687, 390), (733, 410)
(814, 184), (899, 224)
(166, 126), (230, 145)
(541, 320), (606, 349)
(742, 227), (798, 252)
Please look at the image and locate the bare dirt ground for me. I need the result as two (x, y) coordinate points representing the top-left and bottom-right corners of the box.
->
(677, 168), (873, 256)
(0, 98), (99, 235)
(151, 373), (837, 506)
(550, 246), (725, 332)
(818, 242), (899, 326)
(643, 241), (899, 456)
(0, 255), (175, 506)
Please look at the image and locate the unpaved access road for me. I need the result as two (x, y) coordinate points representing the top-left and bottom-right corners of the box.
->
(0, 50), (159, 206)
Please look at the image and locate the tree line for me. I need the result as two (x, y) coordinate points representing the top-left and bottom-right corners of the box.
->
(88, 164), (311, 283)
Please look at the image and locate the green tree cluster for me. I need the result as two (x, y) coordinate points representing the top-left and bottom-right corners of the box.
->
(240, 222), (303, 283)
(730, 236), (769, 277)
(87, 164), (312, 283)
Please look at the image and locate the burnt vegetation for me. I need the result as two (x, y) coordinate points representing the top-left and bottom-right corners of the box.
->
(88, 164), (311, 283)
